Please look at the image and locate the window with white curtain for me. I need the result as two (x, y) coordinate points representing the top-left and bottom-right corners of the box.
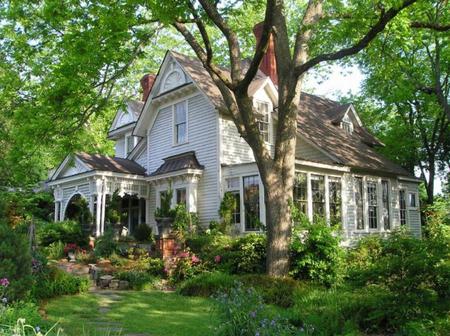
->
(174, 101), (187, 144)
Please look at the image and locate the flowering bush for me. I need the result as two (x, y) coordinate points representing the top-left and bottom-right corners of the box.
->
(214, 282), (298, 336)
(1, 277), (9, 307)
(166, 249), (203, 283)
(63, 243), (79, 254)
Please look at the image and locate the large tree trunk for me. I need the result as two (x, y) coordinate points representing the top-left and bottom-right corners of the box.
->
(426, 159), (435, 205)
(264, 174), (294, 276)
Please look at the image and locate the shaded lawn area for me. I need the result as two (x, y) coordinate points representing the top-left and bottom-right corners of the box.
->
(43, 290), (218, 336)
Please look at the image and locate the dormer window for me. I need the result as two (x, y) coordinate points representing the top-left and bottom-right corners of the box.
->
(161, 62), (185, 93)
(340, 114), (353, 134)
(256, 101), (270, 142)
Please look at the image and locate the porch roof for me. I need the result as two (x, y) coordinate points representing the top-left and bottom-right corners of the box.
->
(76, 153), (147, 176)
(149, 151), (204, 177)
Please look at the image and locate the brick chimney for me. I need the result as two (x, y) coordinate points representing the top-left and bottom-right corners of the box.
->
(253, 22), (277, 85)
(140, 74), (156, 101)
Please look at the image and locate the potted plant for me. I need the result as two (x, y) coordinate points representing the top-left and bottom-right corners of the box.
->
(154, 188), (176, 238)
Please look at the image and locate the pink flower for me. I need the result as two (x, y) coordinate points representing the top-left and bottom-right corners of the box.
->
(178, 251), (189, 258)
(214, 255), (222, 263)
(0, 278), (9, 287)
(191, 255), (200, 264)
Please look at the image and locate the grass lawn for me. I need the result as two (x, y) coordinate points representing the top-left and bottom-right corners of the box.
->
(43, 290), (218, 336)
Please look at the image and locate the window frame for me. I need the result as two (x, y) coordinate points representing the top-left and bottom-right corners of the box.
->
(242, 175), (261, 232)
(381, 180), (391, 230)
(255, 100), (270, 143)
(399, 189), (407, 226)
(408, 192), (419, 209)
(172, 100), (188, 146)
(225, 177), (242, 226)
(354, 176), (366, 231)
(367, 180), (378, 230)
(328, 176), (342, 226)
(176, 188), (187, 206)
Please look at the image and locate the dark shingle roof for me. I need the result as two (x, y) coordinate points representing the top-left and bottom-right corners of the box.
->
(76, 153), (146, 175)
(164, 51), (411, 177)
(297, 93), (410, 176)
(149, 151), (204, 177)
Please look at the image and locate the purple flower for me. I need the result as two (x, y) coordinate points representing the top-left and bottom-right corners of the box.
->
(271, 319), (276, 326)
(249, 311), (256, 318)
(255, 332), (260, 336)
(0, 278), (9, 287)
(35, 326), (41, 332)
(1, 297), (7, 304)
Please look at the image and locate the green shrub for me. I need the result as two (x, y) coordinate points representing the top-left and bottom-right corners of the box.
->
(178, 272), (236, 297)
(227, 234), (266, 274)
(75, 249), (97, 264)
(147, 257), (165, 277)
(31, 267), (89, 300)
(214, 282), (297, 336)
(288, 285), (388, 335)
(0, 301), (49, 329)
(239, 274), (300, 308)
(116, 270), (155, 290)
(133, 224), (154, 242)
(94, 229), (118, 257)
(44, 241), (65, 260)
(0, 222), (33, 301)
(347, 228), (450, 332)
(37, 220), (87, 247)
(289, 217), (344, 287)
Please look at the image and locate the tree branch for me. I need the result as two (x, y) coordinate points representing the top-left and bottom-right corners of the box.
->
(294, 0), (418, 77)
(410, 21), (450, 31)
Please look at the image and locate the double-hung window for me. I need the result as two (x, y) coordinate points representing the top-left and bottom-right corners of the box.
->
(225, 177), (241, 225)
(328, 177), (342, 226)
(243, 175), (260, 231)
(311, 175), (325, 218)
(256, 101), (270, 142)
(399, 190), (407, 225)
(174, 101), (187, 144)
(367, 181), (378, 229)
(176, 188), (187, 206)
(293, 172), (308, 214)
(355, 177), (365, 230)
(381, 180), (390, 230)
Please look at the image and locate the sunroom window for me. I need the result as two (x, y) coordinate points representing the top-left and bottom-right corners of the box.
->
(355, 177), (365, 230)
(399, 190), (407, 225)
(293, 172), (307, 214)
(311, 175), (325, 218)
(243, 175), (260, 231)
(381, 180), (390, 230)
(328, 177), (342, 226)
(367, 181), (378, 229)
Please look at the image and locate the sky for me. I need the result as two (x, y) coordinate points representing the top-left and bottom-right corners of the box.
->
(305, 64), (444, 196)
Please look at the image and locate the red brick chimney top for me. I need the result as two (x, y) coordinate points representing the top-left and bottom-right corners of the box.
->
(140, 74), (156, 101)
(253, 22), (277, 85)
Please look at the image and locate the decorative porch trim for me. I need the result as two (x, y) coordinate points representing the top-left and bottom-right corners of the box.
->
(295, 159), (350, 172)
(146, 168), (203, 183)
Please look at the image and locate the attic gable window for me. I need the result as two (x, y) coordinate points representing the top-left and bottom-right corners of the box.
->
(340, 114), (353, 134)
(256, 101), (270, 142)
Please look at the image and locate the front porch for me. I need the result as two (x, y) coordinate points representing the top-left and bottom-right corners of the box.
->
(52, 174), (150, 237)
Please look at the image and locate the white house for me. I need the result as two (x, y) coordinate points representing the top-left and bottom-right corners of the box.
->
(47, 46), (422, 241)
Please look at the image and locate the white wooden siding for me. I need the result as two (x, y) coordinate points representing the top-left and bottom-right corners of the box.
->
(115, 138), (125, 158)
(221, 116), (255, 165)
(296, 137), (334, 163)
(135, 145), (148, 172)
(147, 93), (219, 226)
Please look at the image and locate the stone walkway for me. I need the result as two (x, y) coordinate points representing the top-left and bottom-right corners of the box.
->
(87, 290), (152, 336)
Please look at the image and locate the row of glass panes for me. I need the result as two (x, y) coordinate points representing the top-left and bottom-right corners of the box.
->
(293, 172), (342, 225)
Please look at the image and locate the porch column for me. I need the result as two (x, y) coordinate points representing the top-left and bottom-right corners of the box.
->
(144, 197), (150, 225)
(89, 196), (95, 218)
(95, 194), (102, 237)
(100, 191), (106, 235)
(60, 202), (65, 221)
(307, 172), (313, 222)
(54, 202), (60, 222)
(325, 175), (330, 225)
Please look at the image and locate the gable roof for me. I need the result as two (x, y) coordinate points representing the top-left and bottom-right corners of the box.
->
(108, 100), (144, 138)
(135, 50), (411, 178)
